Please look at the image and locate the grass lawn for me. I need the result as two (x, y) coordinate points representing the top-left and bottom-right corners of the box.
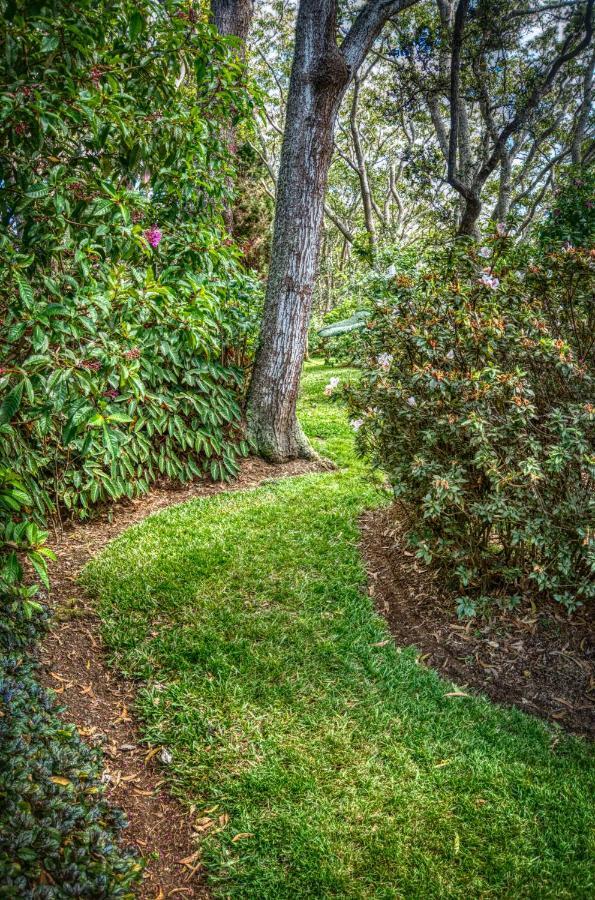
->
(84, 360), (594, 898)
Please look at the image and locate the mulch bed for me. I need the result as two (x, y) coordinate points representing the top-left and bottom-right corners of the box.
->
(360, 506), (595, 739)
(38, 457), (322, 899)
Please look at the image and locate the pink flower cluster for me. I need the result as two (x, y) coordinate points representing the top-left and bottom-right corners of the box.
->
(124, 347), (141, 360)
(80, 359), (101, 371)
(144, 225), (162, 248)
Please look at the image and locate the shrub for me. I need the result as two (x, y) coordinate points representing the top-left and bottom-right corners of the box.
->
(1, 0), (260, 520)
(0, 470), (142, 895)
(348, 234), (594, 615)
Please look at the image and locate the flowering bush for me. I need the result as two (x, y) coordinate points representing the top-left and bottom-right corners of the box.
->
(348, 234), (594, 615)
(1, 0), (261, 519)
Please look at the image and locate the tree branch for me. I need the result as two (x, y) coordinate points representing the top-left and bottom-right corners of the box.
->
(341, 0), (421, 75)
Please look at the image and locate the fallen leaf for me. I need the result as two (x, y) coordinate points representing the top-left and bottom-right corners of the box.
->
(445, 691), (469, 698)
(144, 746), (160, 765)
(178, 851), (201, 868)
(50, 776), (71, 787)
(232, 833), (254, 842)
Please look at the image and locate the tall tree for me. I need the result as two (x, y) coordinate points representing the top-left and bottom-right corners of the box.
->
(211, 0), (255, 231)
(246, 0), (419, 461)
(211, 0), (254, 51)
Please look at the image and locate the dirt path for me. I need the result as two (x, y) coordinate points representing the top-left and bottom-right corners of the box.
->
(38, 458), (321, 899)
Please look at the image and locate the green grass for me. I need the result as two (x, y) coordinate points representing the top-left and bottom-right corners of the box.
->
(84, 359), (594, 898)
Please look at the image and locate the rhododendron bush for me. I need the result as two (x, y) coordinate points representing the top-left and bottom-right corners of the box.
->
(348, 232), (594, 615)
(1, 0), (259, 518)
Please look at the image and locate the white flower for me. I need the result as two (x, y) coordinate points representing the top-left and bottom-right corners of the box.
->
(323, 376), (340, 396)
(385, 264), (397, 278)
(479, 273), (499, 290)
(446, 349), (455, 360)
(407, 396), (417, 407)
(377, 352), (393, 370)
(478, 246), (491, 258)
(350, 418), (364, 431)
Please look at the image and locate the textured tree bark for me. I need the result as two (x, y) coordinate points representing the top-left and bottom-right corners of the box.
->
(210, 0), (254, 232)
(571, 47), (594, 164)
(211, 0), (254, 49)
(492, 151), (512, 223)
(246, 0), (419, 461)
(246, 0), (349, 460)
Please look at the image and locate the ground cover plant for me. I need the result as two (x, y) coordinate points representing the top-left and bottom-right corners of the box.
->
(84, 362), (594, 899)
(0, 469), (142, 896)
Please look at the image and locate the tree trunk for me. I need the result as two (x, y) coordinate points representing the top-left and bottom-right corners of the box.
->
(350, 75), (376, 254)
(571, 47), (594, 165)
(457, 192), (482, 237)
(210, 0), (254, 232)
(246, 0), (349, 460)
(211, 0), (254, 48)
(492, 150), (512, 223)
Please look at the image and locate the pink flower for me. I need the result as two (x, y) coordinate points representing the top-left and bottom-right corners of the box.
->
(496, 223), (507, 237)
(350, 418), (364, 431)
(124, 347), (141, 360)
(144, 225), (162, 248)
(377, 353), (393, 371)
(479, 273), (499, 290)
(478, 246), (491, 259)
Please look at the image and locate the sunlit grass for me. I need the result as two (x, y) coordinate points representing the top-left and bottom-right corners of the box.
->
(84, 359), (594, 898)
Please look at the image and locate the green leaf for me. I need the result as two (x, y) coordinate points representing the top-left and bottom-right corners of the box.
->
(0, 381), (24, 425)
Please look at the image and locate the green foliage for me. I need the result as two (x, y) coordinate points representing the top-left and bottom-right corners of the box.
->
(1, 267), (255, 517)
(82, 362), (594, 899)
(349, 235), (595, 615)
(539, 166), (595, 250)
(0, 470), (142, 896)
(1, 0), (260, 520)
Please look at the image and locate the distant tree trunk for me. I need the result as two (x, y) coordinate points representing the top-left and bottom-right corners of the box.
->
(571, 47), (594, 164)
(492, 151), (512, 223)
(246, 1), (349, 460)
(211, 0), (254, 50)
(210, 0), (254, 233)
(350, 75), (377, 254)
(246, 0), (418, 460)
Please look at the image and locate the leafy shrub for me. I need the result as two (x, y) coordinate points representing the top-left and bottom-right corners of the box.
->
(539, 166), (595, 250)
(349, 234), (594, 615)
(0, 470), (142, 895)
(1, 0), (260, 520)
(1, 267), (257, 518)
